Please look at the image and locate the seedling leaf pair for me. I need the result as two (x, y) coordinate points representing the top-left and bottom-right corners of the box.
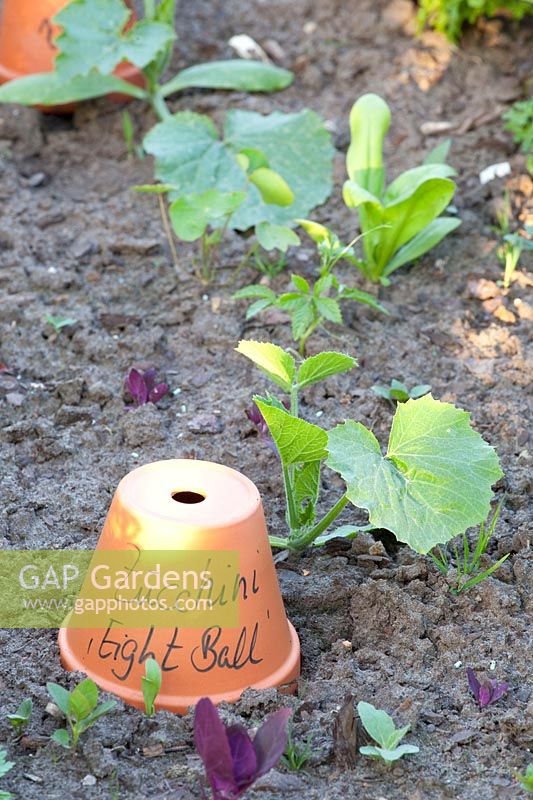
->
(6, 699), (32, 735)
(47, 679), (116, 749)
(357, 701), (419, 763)
(141, 658), (162, 717)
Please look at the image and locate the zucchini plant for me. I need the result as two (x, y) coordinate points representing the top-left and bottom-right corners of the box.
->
(0, 0), (293, 118)
(343, 94), (461, 284)
(237, 340), (503, 554)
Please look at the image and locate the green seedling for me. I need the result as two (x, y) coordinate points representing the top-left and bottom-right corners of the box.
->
(281, 728), (313, 771)
(357, 701), (419, 763)
(253, 251), (288, 280)
(343, 94), (461, 284)
(503, 98), (533, 172)
(141, 657), (162, 717)
(235, 221), (387, 354)
(235, 271), (385, 355)
(44, 313), (77, 334)
(47, 678), (116, 750)
(498, 228), (533, 289)
(236, 340), (503, 554)
(0, 749), (14, 800)
(417, 0), (532, 42)
(514, 763), (533, 794)
(0, 0), (293, 122)
(138, 110), (333, 282)
(372, 379), (431, 404)
(6, 698), (32, 736)
(430, 500), (510, 594)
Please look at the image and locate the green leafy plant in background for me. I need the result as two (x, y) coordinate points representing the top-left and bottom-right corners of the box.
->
(234, 220), (386, 354)
(0, 749), (14, 800)
(0, 0), (293, 117)
(47, 679), (116, 750)
(343, 94), (461, 284)
(430, 500), (510, 593)
(494, 192), (533, 288)
(357, 702), (419, 763)
(503, 99), (533, 173)
(417, 0), (532, 42)
(372, 379), (431, 404)
(6, 698), (32, 736)
(141, 657), (162, 717)
(137, 110), (333, 280)
(514, 763), (533, 794)
(236, 340), (503, 553)
(281, 728), (314, 771)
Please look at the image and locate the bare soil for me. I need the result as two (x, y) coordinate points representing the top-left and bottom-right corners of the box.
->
(0, 1), (531, 798)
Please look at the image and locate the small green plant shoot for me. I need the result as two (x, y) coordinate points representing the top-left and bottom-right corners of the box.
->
(44, 313), (77, 334)
(343, 94), (461, 284)
(0, 0), (293, 119)
(236, 340), (503, 553)
(357, 701), (419, 763)
(417, 0), (532, 42)
(372, 379), (431, 404)
(498, 228), (533, 289)
(503, 99), (533, 172)
(514, 763), (533, 794)
(234, 220), (386, 354)
(141, 657), (162, 717)
(47, 679), (116, 750)
(281, 728), (313, 771)
(0, 749), (14, 800)
(6, 698), (32, 736)
(430, 501), (510, 594)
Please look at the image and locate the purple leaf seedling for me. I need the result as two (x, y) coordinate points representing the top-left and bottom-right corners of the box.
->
(125, 368), (169, 407)
(194, 697), (291, 799)
(467, 668), (508, 709)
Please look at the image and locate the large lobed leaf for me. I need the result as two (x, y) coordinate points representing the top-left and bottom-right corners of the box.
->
(326, 395), (503, 553)
(255, 399), (328, 466)
(54, 0), (174, 80)
(143, 109), (334, 230)
(236, 340), (295, 392)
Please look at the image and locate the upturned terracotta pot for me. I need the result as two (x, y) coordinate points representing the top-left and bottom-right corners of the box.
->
(58, 459), (300, 713)
(0, 0), (144, 108)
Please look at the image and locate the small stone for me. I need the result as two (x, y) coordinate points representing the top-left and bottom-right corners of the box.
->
(467, 278), (500, 301)
(187, 413), (224, 435)
(396, 561), (428, 582)
(81, 774), (97, 787)
(493, 305), (516, 324)
(45, 702), (62, 718)
(5, 391), (25, 406)
(27, 172), (47, 187)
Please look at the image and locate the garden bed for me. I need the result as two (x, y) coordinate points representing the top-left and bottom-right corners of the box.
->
(0, 0), (531, 798)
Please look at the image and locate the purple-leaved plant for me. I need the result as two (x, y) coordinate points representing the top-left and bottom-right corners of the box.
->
(467, 668), (508, 709)
(245, 400), (289, 454)
(194, 697), (291, 800)
(125, 368), (169, 407)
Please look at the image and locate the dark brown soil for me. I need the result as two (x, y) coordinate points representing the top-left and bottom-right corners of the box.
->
(0, 1), (532, 798)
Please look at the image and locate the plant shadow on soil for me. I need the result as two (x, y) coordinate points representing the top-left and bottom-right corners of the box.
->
(0, 0), (531, 798)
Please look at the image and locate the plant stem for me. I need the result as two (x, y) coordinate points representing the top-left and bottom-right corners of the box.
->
(282, 465), (299, 531)
(143, 0), (156, 18)
(290, 383), (299, 417)
(291, 494), (349, 550)
(158, 193), (180, 272)
(150, 91), (172, 121)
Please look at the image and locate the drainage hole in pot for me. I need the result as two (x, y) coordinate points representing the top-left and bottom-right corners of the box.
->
(172, 490), (205, 504)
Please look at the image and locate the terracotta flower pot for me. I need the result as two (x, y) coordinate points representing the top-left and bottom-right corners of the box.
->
(58, 459), (300, 713)
(0, 0), (144, 109)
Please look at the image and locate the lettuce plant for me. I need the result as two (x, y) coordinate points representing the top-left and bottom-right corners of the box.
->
(343, 94), (461, 284)
(236, 340), (502, 553)
(47, 679), (116, 750)
(0, 0), (293, 118)
(194, 697), (291, 799)
(6, 699), (32, 736)
(357, 702), (419, 763)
